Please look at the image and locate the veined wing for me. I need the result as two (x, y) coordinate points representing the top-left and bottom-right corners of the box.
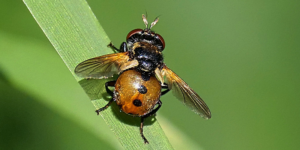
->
(75, 52), (136, 79)
(160, 64), (211, 119)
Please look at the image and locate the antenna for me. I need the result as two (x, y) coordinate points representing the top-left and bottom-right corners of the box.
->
(149, 17), (159, 29)
(142, 14), (148, 29)
(142, 14), (159, 29)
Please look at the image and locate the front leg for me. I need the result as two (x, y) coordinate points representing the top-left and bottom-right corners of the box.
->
(108, 42), (128, 52)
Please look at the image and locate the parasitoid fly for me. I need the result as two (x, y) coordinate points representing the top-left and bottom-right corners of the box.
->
(75, 14), (211, 144)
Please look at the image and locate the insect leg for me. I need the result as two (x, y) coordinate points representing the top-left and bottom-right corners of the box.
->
(145, 100), (162, 117)
(140, 117), (149, 144)
(107, 42), (128, 52)
(161, 83), (170, 96)
(107, 42), (119, 51)
(140, 100), (162, 144)
(119, 42), (128, 52)
(95, 81), (116, 115)
(95, 98), (114, 115)
(105, 81), (116, 96)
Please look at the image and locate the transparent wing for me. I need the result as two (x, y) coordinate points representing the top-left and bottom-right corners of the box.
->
(161, 65), (211, 119)
(75, 52), (130, 79)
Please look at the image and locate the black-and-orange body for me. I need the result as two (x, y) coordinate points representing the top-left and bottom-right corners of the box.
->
(114, 69), (161, 116)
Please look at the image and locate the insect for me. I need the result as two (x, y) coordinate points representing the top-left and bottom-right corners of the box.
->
(75, 14), (211, 144)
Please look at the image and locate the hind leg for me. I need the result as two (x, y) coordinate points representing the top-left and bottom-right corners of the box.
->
(140, 100), (162, 144)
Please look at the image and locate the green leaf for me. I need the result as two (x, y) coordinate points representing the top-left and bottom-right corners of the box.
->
(23, 0), (173, 149)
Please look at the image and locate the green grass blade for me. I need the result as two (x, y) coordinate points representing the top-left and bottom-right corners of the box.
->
(23, 0), (173, 149)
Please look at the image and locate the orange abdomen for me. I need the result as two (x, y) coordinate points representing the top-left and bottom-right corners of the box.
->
(114, 69), (161, 116)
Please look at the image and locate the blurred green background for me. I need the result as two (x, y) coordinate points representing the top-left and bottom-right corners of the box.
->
(1, 0), (300, 150)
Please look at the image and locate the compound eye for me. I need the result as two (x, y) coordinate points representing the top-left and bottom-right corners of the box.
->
(156, 33), (165, 50)
(126, 29), (143, 40)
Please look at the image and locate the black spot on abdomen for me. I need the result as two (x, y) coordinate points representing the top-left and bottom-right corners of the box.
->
(138, 85), (147, 94)
(133, 99), (142, 107)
